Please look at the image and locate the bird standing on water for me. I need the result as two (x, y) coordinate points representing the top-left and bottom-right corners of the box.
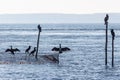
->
(25, 46), (31, 54)
(25, 46), (31, 59)
(5, 46), (20, 55)
(52, 47), (70, 52)
(5, 46), (14, 55)
(29, 47), (36, 56)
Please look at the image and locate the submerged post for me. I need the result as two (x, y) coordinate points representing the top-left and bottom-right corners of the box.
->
(104, 14), (109, 66)
(111, 29), (115, 67)
(35, 24), (42, 60)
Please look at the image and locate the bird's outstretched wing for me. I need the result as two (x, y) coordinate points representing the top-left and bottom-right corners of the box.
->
(5, 49), (11, 52)
(14, 48), (20, 52)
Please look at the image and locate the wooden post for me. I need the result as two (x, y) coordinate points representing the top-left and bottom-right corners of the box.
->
(105, 23), (108, 66)
(35, 24), (42, 60)
(112, 36), (114, 67)
(111, 29), (115, 67)
(104, 14), (109, 66)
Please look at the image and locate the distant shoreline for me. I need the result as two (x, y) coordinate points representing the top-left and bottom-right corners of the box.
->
(0, 23), (119, 24)
(0, 13), (119, 23)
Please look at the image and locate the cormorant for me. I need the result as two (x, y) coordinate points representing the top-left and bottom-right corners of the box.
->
(51, 47), (70, 52)
(29, 47), (36, 56)
(25, 46), (31, 54)
(5, 46), (20, 55)
(104, 14), (109, 25)
(111, 29), (115, 40)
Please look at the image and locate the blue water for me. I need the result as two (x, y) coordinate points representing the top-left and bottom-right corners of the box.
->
(0, 24), (120, 79)
(0, 23), (119, 53)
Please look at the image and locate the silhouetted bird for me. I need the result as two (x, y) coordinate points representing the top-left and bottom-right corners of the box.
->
(25, 46), (31, 53)
(5, 46), (20, 55)
(5, 49), (15, 55)
(104, 14), (109, 25)
(52, 47), (70, 52)
(111, 29), (115, 40)
(29, 47), (36, 56)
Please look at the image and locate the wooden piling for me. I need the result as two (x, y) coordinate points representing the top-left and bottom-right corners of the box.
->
(35, 24), (41, 60)
(112, 36), (114, 67)
(105, 23), (108, 66)
(104, 14), (109, 66)
(111, 29), (115, 67)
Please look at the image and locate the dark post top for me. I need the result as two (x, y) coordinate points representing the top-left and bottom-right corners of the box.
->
(104, 14), (109, 25)
(111, 29), (115, 40)
(38, 24), (42, 32)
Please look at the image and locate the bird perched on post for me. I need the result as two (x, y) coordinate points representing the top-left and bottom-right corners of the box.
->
(25, 46), (31, 54)
(29, 47), (36, 56)
(104, 14), (109, 25)
(111, 29), (115, 40)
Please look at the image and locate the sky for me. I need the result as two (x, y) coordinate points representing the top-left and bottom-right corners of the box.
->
(0, 0), (119, 14)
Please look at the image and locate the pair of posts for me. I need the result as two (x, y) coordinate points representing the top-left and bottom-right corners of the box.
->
(35, 16), (115, 64)
(104, 14), (115, 67)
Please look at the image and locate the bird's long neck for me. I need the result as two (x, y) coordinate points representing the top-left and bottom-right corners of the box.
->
(34, 48), (36, 51)
(10, 46), (12, 50)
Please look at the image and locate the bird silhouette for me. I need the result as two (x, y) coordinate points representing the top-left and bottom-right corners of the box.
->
(29, 47), (36, 56)
(25, 46), (31, 54)
(52, 47), (70, 52)
(104, 14), (109, 25)
(5, 46), (20, 55)
(5, 49), (15, 55)
(111, 29), (115, 40)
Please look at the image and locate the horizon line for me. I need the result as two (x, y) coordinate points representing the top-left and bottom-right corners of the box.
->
(0, 12), (120, 15)
(0, 23), (119, 24)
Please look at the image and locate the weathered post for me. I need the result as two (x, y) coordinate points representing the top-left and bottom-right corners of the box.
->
(35, 24), (42, 60)
(104, 14), (109, 66)
(111, 29), (115, 67)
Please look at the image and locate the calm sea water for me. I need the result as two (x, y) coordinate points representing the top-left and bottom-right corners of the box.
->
(0, 24), (120, 79)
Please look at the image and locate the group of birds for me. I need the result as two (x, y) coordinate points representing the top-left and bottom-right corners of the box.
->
(5, 45), (70, 55)
(25, 46), (36, 56)
(5, 45), (70, 63)
(5, 46), (37, 56)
